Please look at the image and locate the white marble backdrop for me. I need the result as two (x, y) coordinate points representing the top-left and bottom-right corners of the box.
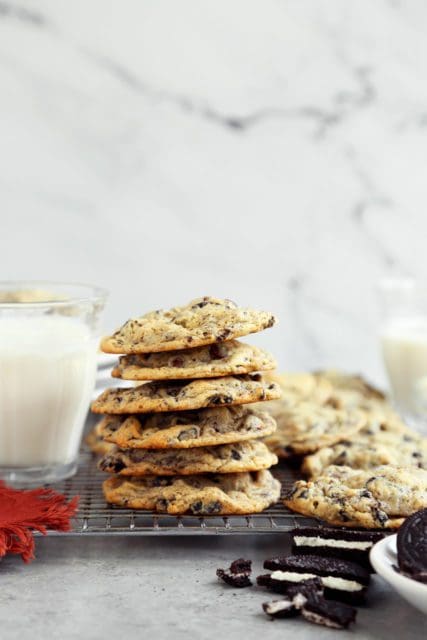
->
(1, 0), (427, 383)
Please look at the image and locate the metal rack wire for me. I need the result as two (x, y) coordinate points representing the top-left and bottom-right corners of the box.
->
(39, 446), (316, 535)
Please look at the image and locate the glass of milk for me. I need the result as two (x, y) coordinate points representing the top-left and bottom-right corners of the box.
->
(379, 278), (427, 431)
(0, 282), (107, 483)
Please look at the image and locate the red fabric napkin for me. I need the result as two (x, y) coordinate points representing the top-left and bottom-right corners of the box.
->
(0, 481), (79, 562)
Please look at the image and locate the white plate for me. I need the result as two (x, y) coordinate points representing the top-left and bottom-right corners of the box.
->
(370, 535), (427, 615)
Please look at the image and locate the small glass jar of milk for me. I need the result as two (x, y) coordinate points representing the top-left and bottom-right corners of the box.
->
(379, 278), (427, 432)
(0, 282), (107, 483)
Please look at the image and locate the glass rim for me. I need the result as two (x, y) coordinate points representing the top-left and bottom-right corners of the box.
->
(0, 280), (109, 308)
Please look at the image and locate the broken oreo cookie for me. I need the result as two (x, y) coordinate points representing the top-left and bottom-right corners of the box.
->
(262, 577), (323, 619)
(262, 597), (299, 619)
(301, 594), (357, 629)
(216, 558), (252, 588)
(262, 577), (356, 629)
(397, 508), (427, 583)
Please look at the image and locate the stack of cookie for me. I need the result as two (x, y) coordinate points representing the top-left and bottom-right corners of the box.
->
(90, 297), (282, 515)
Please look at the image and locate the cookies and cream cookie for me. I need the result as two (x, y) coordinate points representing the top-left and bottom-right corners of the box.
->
(284, 464), (427, 528)
(103, 469), (281, 514)
(97, 406), (277, 449)
(91, 374), (281, 414)
(101, 297), (276, 354)
(112, 340), (276, 381)
(98, 440), (278, 476)
(264, 402), (366, 458)
(302, 419), (426, 476)
(85, 423), (115, 456)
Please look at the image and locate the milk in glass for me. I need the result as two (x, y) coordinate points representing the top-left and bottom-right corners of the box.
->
(382, 318), (427, 418)
(0, 316), (97, 467)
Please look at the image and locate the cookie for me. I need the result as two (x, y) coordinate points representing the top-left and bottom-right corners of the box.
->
(91, 374), (281, 414)
(289, 526), (385, 571)
(103, 469), (281, 514)
(260, 554), (370, 604)
(302, 420), (426, 477)
(262, 578), (324, 619)
(98, 440), (278, 476)
(101, 297), (276, 354)
(262, 597), (300, 619)
(266, 372), (333, 403)
(85, 423), (115, 456)
(97, 406), (277, 449)
(263, 402), (366, 458)
(314, 370), (385, 401)
(300, 595), (357, 629)
(284, 464), (427, 528)
(397, 508), (427, 583)
(216, 559), (252, 588)
(111, 340), (276, 381)
(256, 372), (333, 417)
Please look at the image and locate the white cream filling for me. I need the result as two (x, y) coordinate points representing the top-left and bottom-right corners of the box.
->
(270, 570), (363, 592)
(265, 600), (294, 614)
(293, 535), (373, 550)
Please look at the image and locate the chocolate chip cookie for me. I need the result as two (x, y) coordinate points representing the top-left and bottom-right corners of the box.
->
(263, 402), (366, 458)
(91, 374), (281, 414)
(85, 423), (115, 456)
(314, 370), (385, 401)
(101, 297), (276, 354)
(103, 469), (281, 514)
(97, 406), (277, 449)
(302, 419), (426, 476)
(111, 340), (276, 381)
(284, 464), (427, 528)
(257, 373), (333, 417)
(98, 440), (278, 476)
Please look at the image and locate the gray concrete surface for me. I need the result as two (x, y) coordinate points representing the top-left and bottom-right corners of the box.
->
(0, 534), (424, 640)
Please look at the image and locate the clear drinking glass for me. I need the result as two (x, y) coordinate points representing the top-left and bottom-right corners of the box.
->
(0, 281), (108, 483)
(378, 278), (427, 433)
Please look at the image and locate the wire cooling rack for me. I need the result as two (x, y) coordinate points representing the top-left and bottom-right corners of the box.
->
(38, 445), (317, 536)
(41, 453), (315, 535)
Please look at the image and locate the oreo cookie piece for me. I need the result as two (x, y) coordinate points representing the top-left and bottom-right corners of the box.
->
(216, 558), (252, 588)
(260, 554), (370, 604)
(262, 578), (324, 619)
(301, 595), (357, 629)
(284, 577), (324, 600)
(290, 526), (385, 571)
(397, 508), (427, 583)
(262, 597), (299, 619)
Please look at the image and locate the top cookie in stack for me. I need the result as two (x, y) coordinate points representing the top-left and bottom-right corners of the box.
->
(91, 297), (282, 515)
